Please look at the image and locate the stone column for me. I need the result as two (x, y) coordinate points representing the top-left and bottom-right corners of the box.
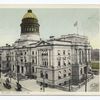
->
(88, 49), (91, 62)
(37, 50), (40, 66)
(76, 49), (79, 64)
(86, 49), (88, 62)
(81, 50), (83, 64)
(37, 50), (39, 65)
(89, 49), (91, 62)
(77, 49), (80, 64)
(51, 49), (53, 67)
(48, 49), (51, 67)
(75, 49), (77, 64)
(24, 66), (26, 75)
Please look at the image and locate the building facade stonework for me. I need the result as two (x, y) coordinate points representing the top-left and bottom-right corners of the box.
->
(0, 9), (92, 87)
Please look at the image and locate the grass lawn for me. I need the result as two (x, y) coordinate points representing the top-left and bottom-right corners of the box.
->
(91, 62), (99, 69)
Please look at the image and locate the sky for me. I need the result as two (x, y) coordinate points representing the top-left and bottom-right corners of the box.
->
(0, 8), (99, 49)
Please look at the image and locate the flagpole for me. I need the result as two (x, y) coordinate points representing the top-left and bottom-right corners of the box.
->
(74, 21), (78, 34)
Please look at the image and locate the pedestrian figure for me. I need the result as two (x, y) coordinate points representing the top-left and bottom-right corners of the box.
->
(15, 82), (22, 91)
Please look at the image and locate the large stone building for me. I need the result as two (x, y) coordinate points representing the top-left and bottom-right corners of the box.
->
(0, 9), (92, 87)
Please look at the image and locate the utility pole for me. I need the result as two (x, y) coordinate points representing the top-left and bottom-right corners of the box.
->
(42, 74), (45, 92)
(7, 45), (12, 83)
(69, 79), (71, 91)
(0, 61), (1, 85)
(15, 49), (19, 84)
(9, 46), (12, 83)
(85, 62), (88, 92)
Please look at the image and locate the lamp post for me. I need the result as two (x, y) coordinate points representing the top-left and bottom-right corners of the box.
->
(17, 68), (19, 84)
(9, 70), (12, 83)
(40, 72), (45, 92)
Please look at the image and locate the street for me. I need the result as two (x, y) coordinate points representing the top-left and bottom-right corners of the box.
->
(0, 73), (66, 93)
(0, 73), (99, 92)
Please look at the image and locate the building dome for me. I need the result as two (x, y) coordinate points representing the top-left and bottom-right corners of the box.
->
(22, 9), (37, 19)
(20, 9), (40, 35)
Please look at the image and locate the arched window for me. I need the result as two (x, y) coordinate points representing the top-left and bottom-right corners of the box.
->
(45, 72), (48, 79)
(80, 68), (82, 74)
(58, 71), (61, 79)
(64, 70), (66, 77)
(58, 61), (61, 66)
(21, 66), (24, 73)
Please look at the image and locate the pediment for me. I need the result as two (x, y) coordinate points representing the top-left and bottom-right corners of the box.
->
(36, 40), (52, 47)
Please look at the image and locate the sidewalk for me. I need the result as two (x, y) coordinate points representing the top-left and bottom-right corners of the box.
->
(77, 75), (99, 92)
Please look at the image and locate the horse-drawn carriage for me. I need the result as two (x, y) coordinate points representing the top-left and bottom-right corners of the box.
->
(3, 78), (11, 89)
(3, 78), (22, 91)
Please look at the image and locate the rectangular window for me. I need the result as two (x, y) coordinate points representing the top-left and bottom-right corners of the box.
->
(64, 74), (66, 77)
(68, 73), (71, 76)
(13, 65), (14, 71)
(25, 52), (26, 55)
(20, 52), (23, 55)
(57, 50), (60, 55)
(45, 73), (48, 79)
(21, 59), (23, 63)
(58, 76), (61, 79)
(32, 51), (34, 55)
(32, 59), (34, 63)
(58, 61), (61, 66)
(32, 67), (34, 72)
